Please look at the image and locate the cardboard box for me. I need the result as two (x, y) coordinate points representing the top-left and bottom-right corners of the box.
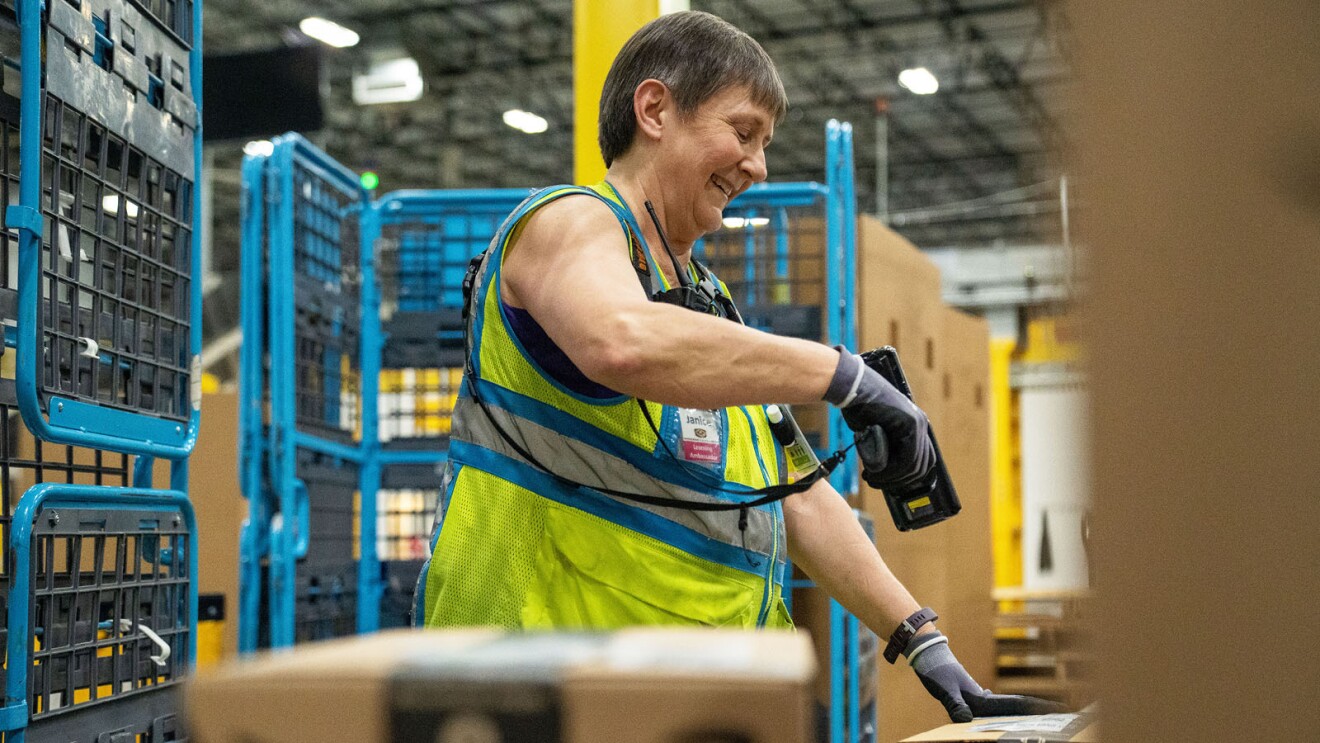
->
(856, 214), (943, 406)
(934, 307), (994, 686)
(850, 217), (997, 742)
(186, 628), (816, 743)
(1076, 2), (1320, 741)
(901, 713), (1098, 742)
(856, 214), (946, 517)
(189, 392), (246, 659)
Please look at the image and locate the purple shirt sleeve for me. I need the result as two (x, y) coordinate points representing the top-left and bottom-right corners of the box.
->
(501, 301), (623, 400)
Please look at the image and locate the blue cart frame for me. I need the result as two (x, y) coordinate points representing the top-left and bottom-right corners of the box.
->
(0, 0), (204, 737)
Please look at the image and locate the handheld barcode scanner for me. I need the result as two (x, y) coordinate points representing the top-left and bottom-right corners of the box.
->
(860, 346), (962, 531)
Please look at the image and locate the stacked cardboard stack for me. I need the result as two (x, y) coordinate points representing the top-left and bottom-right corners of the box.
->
(992, 588), (1094, 711)
(857, 215), (995, 742)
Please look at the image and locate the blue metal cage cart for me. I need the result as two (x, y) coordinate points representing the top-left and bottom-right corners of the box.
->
(12, 0), (202, 459)
(0, 0), (203, 738)
(360, 188), (529, 630)
(239, 133), (369, 651)
(240, 122), (873, 743)
(236, 150), (271, 655)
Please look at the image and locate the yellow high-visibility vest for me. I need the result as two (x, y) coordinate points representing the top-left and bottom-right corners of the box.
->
(419, 183), (791, 630)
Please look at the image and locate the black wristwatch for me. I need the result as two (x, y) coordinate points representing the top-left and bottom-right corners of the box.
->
(883, 607), (938, 664)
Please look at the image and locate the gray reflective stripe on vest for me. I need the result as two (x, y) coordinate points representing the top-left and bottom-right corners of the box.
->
(452, 395), (783, 561)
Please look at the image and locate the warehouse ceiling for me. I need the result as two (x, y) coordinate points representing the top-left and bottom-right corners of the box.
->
(201, 0), (1074, 373)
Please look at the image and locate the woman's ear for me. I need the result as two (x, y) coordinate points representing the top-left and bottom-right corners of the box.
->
(633, 79), (671, 143)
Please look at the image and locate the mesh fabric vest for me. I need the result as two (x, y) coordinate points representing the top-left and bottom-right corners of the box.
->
(419, 183), (793, 630)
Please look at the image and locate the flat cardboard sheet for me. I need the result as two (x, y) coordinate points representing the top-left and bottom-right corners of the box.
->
(902, 713), (1098, 742)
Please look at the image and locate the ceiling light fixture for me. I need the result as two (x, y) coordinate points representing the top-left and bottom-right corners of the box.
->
(898, 67), (939, 95)
(299, 17), (360, 48)
(101, 195), (140, 219)
(502, 109), (548, 134)
(353, 57), (424, 105)
(243, 140), (274, 157)
(721, 217), (770, 229)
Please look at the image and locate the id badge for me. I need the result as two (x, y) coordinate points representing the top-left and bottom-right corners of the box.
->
(677, 408), (723, 470)
(767, 404), (821, 483)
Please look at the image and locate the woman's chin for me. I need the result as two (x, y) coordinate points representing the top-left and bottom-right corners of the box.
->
(698, 213), (726, 236)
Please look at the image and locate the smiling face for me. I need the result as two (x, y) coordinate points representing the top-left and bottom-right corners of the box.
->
(656, 84), (775, 243)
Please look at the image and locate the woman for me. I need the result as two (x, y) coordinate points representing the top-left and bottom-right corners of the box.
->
(419, 10), (1060, 723)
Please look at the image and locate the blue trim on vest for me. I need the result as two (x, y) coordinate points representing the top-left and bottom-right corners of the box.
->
(491, 258), (631, 406)
(469, 378), (776, 511)
(773, 505), (789, 585)
(449, 439), (771, 578)
(474, 185), (637, 406)
(598, 180), (668, 287)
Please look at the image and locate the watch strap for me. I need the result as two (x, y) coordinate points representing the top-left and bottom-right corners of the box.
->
(883, 607), (938, 664)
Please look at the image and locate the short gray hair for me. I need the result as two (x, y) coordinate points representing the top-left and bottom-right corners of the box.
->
(597, 11), (788, 167)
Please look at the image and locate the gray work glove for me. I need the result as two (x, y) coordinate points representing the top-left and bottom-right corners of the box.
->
(906, 632), (1068, 722)
(824, 348), (936, 491)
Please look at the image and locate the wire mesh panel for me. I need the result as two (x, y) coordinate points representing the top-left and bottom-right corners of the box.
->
(0, 382), (135, 684)
(0, 1), (198, 737)
(697, 206), (828, 340)
(6, 486), (192, 743)
(236, 153), (272, 656)
(697, 200), (833, 451)
(0, 392), (135, 699)
(290, 162), (362, 443)
(0, 379), (202, 741)
(378, 216), (487, 318)
(260, 135), (365, 648)
(375, 215), (487, 448)
(0, 55), (21, 335)
(372, 192), (527, 446)
(16, 0), (200, 451)
(39, 95), (193, 420)
(292, 449), (357, 644)
(27, 503), (190, 719)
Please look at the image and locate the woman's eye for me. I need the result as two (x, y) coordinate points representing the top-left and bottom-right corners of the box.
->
(735, 129), (750, 143)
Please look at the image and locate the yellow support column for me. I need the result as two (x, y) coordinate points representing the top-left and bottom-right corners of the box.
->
(573, 0), (688, 184)
(989, 337), (1022, 594)
(990, 314), (1082, 604)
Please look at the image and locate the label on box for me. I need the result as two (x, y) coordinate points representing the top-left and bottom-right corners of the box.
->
(390, 680), (562, 743)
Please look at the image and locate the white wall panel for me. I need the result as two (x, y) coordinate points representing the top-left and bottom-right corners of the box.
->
(1021, 384), (1091, 590)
